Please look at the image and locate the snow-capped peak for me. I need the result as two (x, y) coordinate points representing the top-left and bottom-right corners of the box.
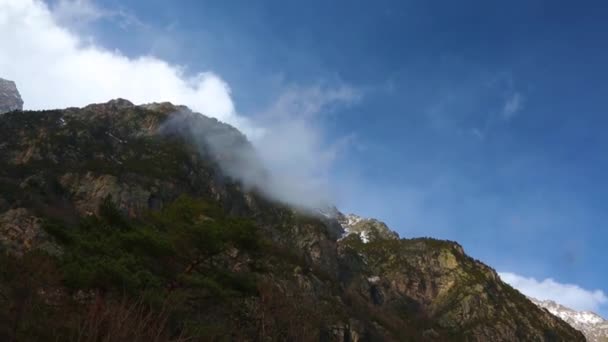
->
(313, 207), (399, 243)
(337, 212), (399, 242)
(530, 297), (608, 342)
(344, 213), (364, 227)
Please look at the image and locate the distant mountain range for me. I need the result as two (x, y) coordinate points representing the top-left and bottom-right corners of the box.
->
(531, 297), (608, 342)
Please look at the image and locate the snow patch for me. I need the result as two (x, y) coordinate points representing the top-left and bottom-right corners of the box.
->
(359, 231), (369, 243)
(345, 213), (364, 226)
(368, 276), (380, 283)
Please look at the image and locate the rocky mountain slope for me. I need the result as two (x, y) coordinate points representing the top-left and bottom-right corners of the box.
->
(317, 208), (399, 242)
(0, 78), (23, 114)
(532, 297), (608, 341)
(0, 89), (585, 340)
(337, 213), (399, 242)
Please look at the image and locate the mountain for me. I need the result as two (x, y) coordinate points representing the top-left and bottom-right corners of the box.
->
(316, 207), (399, 242)
(532, 297), (608, 341)
(0, 90), (585, 340)
(337, 213), (399, 242)
(0, 78), (23, 114)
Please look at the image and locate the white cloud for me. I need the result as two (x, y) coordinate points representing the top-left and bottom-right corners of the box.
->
(502, 92), (523, 119)
(0, 0), (358, 209)
(0, 0), (257, 136)
(499, 272), (608, 312)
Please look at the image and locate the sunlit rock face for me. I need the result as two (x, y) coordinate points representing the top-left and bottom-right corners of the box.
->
(0, 78), (23, 114)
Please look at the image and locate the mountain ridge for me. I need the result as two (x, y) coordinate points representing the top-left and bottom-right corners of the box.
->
(0, 91), (585, 340)
(531, 297), (608, 342)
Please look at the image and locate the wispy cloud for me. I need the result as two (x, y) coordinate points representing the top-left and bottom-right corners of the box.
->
(50, 0), (105, 25)
(421, 72), (525, 141)
(470, 127), (484, 140)
(499, 272), (608, 312)
(502, 92), (523, 120)
(50, 0), (145, 30)
(263, 84), (359, 119)
(251, 84), (360, 208)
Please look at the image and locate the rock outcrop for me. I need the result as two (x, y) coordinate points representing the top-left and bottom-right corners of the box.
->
(0, 78), (23, 114)
(337, 235), (584, 340)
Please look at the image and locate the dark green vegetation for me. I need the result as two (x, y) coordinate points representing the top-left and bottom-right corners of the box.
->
(0, 100), (585, 341)
(50, 195), (258, 293)
(1, 195), (274, 340)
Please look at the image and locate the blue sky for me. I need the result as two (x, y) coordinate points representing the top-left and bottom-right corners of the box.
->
(3, 0), (608, 314)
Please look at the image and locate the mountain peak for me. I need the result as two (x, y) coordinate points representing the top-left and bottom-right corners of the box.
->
(531, 297), (608, 341)
(105, 98), (135, 108)
(0, 78), (23, 114)
(337, 212), (399, 242)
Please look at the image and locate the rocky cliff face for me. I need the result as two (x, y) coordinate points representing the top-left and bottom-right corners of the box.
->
(0, 99), (585, 341)
(532, 298), (608, 342)
(0, 78), (23, 114)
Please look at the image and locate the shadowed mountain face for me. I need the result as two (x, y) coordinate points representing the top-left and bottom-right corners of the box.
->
(0, 97), (585, 341)
(0, 78), (23, 114)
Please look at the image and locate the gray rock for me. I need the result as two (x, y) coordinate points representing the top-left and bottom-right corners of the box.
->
(0, 78), (23, 114)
